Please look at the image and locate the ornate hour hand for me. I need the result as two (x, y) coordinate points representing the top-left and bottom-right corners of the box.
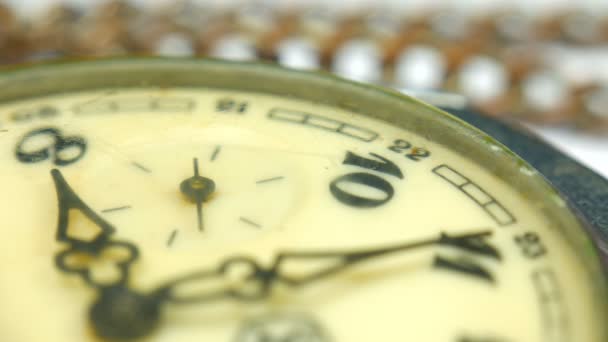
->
(51, 169), (146, 339)
(51, 169), (140, 288)
(180, 158), (216, 231)
(51, 168), (116, 253)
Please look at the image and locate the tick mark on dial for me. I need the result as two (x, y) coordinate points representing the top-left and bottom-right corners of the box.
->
(210, 146), (221, 162)
(132, 162), (151, 173)
(102, 205), (132, 213)
(256, 176), (284, 184)
(240, 217), (262, 229)
(167, 229), (179, 247)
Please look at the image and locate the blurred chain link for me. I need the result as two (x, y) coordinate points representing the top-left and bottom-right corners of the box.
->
(1, 0), (608, 133)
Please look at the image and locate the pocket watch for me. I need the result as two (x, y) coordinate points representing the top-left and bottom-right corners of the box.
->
(0, 58), (607, 342)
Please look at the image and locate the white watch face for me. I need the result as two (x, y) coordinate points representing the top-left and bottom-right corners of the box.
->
(0, 72), (605, 342)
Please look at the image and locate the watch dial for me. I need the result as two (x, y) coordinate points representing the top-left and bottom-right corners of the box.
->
(0, 86), (604, 342)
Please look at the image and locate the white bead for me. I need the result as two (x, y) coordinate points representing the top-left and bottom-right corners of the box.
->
(431, 11), (471, 40)
(365, 11), (401, 37)
(277, 37), (320, 70)
(332, 39), (382, 83)
(395, 45), (446, 90)
(300, 7), (339, 36)
(523, 70), (569, 112)
(155, 33), (195, 57)
(458, 56), (509, 102)
(584, 86), (608, 119)
(237, 2), (275, 33)
(563, 12), (602, 42)
(210, 35), (256, 61)
(496, 13), (534, 41)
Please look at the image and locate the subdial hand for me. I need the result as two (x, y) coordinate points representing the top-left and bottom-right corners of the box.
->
(179, 158), (216, 231)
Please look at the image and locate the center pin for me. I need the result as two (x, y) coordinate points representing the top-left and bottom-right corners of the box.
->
(180, 158), (216, 231)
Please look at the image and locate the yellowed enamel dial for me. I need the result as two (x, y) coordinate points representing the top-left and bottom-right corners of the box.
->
(0, 60), (606, 342)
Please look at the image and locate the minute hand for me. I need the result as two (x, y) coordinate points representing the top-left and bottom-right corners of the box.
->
(156, 230), (494, 305)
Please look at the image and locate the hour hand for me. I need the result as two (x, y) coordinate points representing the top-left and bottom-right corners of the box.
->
(50, 169), (139, 289)
(51, 169), (116, 253)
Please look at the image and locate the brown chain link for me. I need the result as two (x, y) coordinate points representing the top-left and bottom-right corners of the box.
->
(1, 1), (607, 132)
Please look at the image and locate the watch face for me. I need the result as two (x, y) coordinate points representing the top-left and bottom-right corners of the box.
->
(0, 60), (606, 342)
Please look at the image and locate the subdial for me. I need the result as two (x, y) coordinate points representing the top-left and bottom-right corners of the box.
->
(75, 140), (311, 253)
